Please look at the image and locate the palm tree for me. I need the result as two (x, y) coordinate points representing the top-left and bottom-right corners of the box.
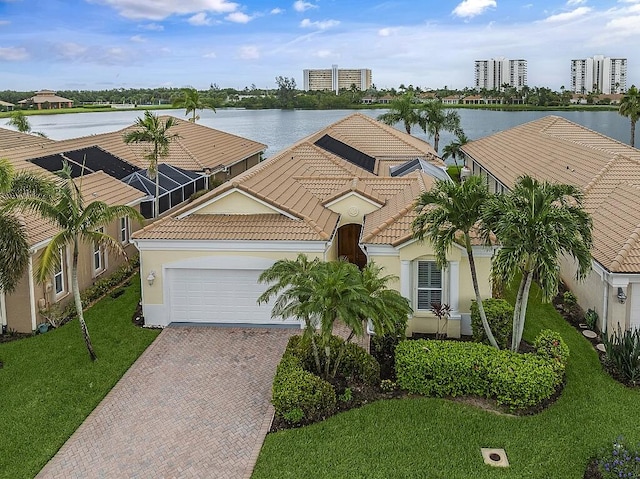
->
(418, 100), (461, 153)
(0, 158), (56, 293)
(377, 93), (421, 134)
(6, 110), (48, 138)
(412, 175), (499, 349)
(441, 131), (469, 169)
(171, 87), (215, 123)
(619, 85), (640, 147)
(123, 111), (179, 218)
(482, 175), (593, 352)
(8, 163), (143, 360)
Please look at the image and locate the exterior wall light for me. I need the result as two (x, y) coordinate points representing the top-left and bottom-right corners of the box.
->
(147, 271), (156, 286)
(617, 287), (627, 304)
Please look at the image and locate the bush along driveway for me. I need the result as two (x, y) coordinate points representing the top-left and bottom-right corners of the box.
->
(252, 283), (640, 479)
(0, 275), (160, 479)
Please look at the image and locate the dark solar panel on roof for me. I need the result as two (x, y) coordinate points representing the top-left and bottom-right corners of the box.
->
(314, 134), (376, 173)
(30, 154), (92, 178)
(390, 158), (421, 177)
(64, 147), (138, 180)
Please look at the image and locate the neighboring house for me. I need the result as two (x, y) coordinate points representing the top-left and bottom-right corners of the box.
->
(0, 127), (54, 149)
(18, 90), (74, 110)
(441, 95), (461, 105)
(462, 115), (640, 334)
(0, 100), (14, 111)
(132, 113), (496, 337)
(0, 166), (146, 333)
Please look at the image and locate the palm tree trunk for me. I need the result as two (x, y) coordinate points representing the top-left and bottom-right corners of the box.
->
(72, 242), (96, 361)
(304, 316), (322, 375)
(631, 119), (636, 148)
(331, 329), (355, 379)
(466, 235), (499, 349)
(434, 130), (440, 153)
(512, 270), (533, 352)
(511, 274), (527, 351)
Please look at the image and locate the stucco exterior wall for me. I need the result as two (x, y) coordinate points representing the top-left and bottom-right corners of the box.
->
(325, 193), (381, 228)
(195, 191), (277, 215)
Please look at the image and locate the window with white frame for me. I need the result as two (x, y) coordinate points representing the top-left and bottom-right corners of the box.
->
(416, 261), (442, 310)
(93, 228), (104, 272)
(54, 248), (65, 295)
(119, 217), (129, 244)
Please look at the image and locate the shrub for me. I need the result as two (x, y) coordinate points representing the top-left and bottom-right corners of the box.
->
(602, 326), (640, 386)
(272, 355), (336, 425)
(395, 330), (568, 411)
(289, 335), (380, 386)
(534, 329), (570, 375)
(563, 291), (577, 307)
(596, 437), (640, 478)
(370, 316), (408, 380)
(471, 298), (513, 349)
(585, 308), (599, 331)
(189, 189), (209, 202)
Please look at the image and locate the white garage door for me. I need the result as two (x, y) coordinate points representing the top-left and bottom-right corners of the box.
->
(167, 268), (290, 325)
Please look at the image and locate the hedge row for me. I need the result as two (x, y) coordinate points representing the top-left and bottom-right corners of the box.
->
(395, 329), (568, 411)
(471, 298), (514, 349)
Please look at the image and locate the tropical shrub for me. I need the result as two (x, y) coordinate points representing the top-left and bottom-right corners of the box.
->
(272, 355), (336, 425)
(471, 298), (513, 349)
(595, 437), (640, 478)
(288, 335), (380, 386)
(602, 326), (640, 386)
(370, 315), (408, 380)
(395, 330), (568, 411)
(585, 308), (599, 331)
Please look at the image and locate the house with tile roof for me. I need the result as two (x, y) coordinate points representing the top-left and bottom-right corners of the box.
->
(462, 115), (640, 334)
(0, 118), (268, 333)
(132, 113), (497, 337)
(18, 90), (74, 110)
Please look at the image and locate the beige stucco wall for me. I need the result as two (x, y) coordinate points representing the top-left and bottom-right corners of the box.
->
(325, 193), (381, 227)
(195, 191), (277, 215)
(4, 213), (140, 333)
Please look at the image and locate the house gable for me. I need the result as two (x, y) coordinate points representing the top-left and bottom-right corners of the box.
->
(179, 189), (296, 218)
(324, 192), (383, 226)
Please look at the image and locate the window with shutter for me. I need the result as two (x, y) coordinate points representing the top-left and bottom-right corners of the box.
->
(416, 261), (442, 311)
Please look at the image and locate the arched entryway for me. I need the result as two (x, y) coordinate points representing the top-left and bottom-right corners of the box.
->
(337, 224), (367, 269)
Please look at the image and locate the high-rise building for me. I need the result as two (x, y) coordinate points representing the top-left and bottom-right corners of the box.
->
(571, 55), (627, 94)
(474, 57), (527, 91)
(303, 65), (372, 94)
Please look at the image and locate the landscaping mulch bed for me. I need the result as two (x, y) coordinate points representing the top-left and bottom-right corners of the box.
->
(583, 459), (602, 479)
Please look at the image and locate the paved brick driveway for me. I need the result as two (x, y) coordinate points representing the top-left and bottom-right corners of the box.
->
(37, 326), (294, 479)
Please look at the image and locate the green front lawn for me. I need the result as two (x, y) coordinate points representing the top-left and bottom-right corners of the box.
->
(253, 284), (640, 479)
(0, 276), (160, 479)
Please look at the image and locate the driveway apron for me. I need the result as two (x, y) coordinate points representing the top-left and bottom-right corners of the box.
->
(37, 326), (294, 479)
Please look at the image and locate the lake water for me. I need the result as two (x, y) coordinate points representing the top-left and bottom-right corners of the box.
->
(22, 108), (631, 160)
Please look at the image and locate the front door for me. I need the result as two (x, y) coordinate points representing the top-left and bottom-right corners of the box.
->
(337, 224), (367, 269)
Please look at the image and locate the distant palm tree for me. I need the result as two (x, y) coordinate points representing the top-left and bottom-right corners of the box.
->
(377, 93), (421, 134)
(6, 110), (48, 138)
(441, 131), (469, 168)
(413, 175), (499, 349)
(0, 158), (56, 293)
(123, 111), (180, 217)
(7, 163), (143, 360)
(482, 175), (593, 351)
(619, 85), (639, 147)
(172, 87), (215, 123)
(418, 100), (462, 153)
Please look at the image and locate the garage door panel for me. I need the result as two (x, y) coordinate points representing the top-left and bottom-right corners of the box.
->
(167, 268), (293, 325)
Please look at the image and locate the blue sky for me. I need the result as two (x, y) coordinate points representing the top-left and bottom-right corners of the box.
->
(0, 0), (638, 91)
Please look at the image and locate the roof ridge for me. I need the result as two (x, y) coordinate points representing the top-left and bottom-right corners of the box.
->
(611, 223), (640, 271)
(362, 198), (416, 242)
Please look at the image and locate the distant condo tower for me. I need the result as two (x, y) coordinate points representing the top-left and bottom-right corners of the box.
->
(571, 55), (627, 94)
(303, 65), (372, 94)
(474, 57), (527, 91)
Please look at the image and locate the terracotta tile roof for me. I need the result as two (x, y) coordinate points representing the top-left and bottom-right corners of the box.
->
(19, 172), (145, 247)
(0, 127), (54, 150)
(0, 116), (266, 173)
(135, 214), (330, 241)
(463, 115), (640, 272)
(134, 113), (445, 246)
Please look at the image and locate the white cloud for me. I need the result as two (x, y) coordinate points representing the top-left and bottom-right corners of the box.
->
(130, 35), (146, 42)
(226, 11), (252, 23)
(452, 0), (497, 18)
(0, 46), (27, 60)
(238, 45), (259, 59)
(57, 42), (89, 59)
(188, 12), (212, 25)
(293, 0), (317, 12)
(271, 7), (284, 14)
(567, 0), (585, 5)
(203, 51), (217, 58)
(300, 18), (339, 30)
(139, 23), (164, 31)
(543, 6), (591, 22)
(378, 27), (395, 37)
(0, 20), (10, 26)
(314, 49), (332, 58)
(92, 0), (238, 20)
